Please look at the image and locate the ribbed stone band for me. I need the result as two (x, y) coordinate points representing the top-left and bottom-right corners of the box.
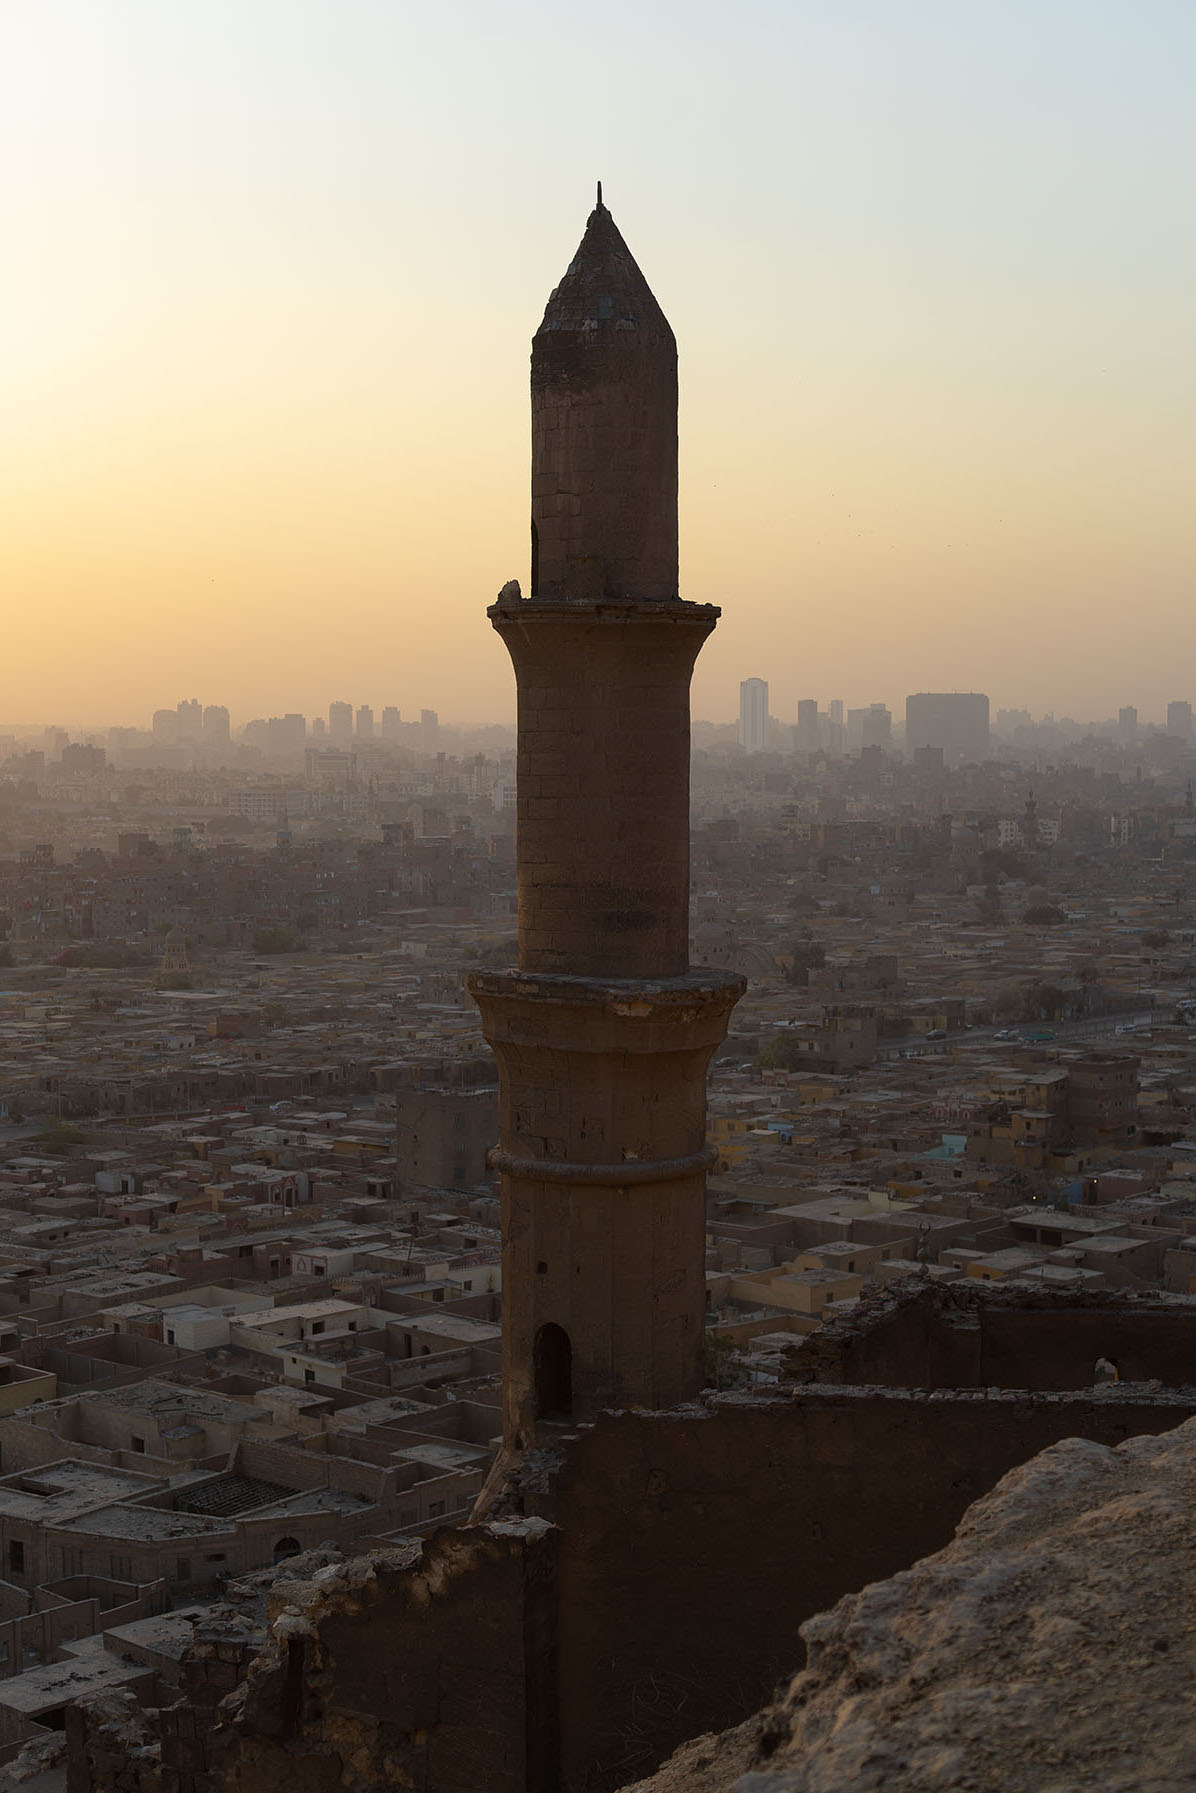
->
(488, 1143), (717, 1186)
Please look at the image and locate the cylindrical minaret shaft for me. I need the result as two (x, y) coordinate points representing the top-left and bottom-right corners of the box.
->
(531, 197), (678, 605)
(497, 603), (711, 979)
(471, 195), (742, 1448)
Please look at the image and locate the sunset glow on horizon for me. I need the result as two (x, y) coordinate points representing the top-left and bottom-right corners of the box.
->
(3, 0), (1195, 730)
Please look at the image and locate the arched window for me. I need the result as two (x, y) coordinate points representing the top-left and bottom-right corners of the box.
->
(534, 1323), (572, 1420)
(273, 1536), (302, 1564)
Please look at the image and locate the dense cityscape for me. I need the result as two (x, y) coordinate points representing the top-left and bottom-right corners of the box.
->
(6, 0), (1194, 1780)
(0, 663), (1195, 1778)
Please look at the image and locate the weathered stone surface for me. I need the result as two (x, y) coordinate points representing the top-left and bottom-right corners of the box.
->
(216, 1522), (558, 1793)
(623, 1416), (1196, 1793)
(65, 1691), (162, 1793)
(788, 1275), (1196, 1392)
(531, 197), (678, 605)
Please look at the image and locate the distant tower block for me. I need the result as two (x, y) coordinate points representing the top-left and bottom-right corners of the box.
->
(471, 192), (743, 1448)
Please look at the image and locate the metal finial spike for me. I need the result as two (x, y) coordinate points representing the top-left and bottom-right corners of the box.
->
(596, 180), (603, 208)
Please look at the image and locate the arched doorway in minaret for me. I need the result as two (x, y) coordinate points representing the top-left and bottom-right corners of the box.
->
(534, 1323), (573, 1420)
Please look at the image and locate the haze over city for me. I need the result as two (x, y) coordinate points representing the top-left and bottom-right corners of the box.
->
(5, 0), (1195, 727)
(5, 6), (1196, 1789)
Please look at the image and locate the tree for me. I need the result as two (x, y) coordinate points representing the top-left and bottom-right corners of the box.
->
(252, 926), (301, 955)
(1022, 904), (1065, 926)
(980, 848), (1030, 882)
(1022, 982), (1067, 1021)
(755, 1031), (811, 1072)
(993, 984), (1024, 1021)
(782, 940), (826, 986)
(38, 1121), (84, 1155)
(973, 884), (1003, 925)
(704, 1331), (751, 1391)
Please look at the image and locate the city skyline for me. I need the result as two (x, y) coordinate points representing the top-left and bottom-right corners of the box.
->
(5, 683), (1196, 741)
(5, 3), (1196, 725)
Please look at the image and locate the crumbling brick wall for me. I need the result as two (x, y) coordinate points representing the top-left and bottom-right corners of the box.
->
(66, 1692), (162, 1793)
(541, 1385), (1196, 1790)
(214, 1521), (558, 1793)
(159, 1618), (262, 1792)
(790, 1279), (1196, 1390)
(209, 1382), (1196, 1793)
(65, 1619), (262, 1793)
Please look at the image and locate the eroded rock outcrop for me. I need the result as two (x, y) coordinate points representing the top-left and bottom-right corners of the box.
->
(625, 1417), (1196, 1793)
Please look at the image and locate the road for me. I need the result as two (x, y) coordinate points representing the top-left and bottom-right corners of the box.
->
(877, 1009), (1159, 1060)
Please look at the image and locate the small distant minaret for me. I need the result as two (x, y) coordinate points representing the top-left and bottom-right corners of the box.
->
(1024, 786), (1039, 846)
(154, 927), (191, 987)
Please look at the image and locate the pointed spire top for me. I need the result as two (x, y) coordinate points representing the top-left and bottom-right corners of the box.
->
(536, 193), (672, 341)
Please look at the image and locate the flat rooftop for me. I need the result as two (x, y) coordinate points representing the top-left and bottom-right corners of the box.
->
(0, 1462), (158, 1523)
(0, 1648), (151, 1716)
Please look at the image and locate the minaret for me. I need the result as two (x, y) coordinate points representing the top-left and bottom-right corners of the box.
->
(154, 926), (192, 988)
(470, 192), (743, 1447)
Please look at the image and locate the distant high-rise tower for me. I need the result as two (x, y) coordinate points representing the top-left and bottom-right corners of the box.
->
(796, 698), (820, 753)
(419, 709), (439, 754)
(1119, 706), (1138, 740)
(470, 192), (742, 1448)
(176, 698), (203, 743)
(1167, 701), (1192, 739)
(739, 678), (769, 753)
(906, 693), (990, 764)
(202, 705), (230, 747)
(267, 714), (306, 760)
(848, 704), (891, 751)
(381, 705), (402, 743)
(356, 705), (374, 742)
(329, 702), (353, 745)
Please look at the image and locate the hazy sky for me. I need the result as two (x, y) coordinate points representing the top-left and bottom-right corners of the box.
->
(3, 1), (1195, 730)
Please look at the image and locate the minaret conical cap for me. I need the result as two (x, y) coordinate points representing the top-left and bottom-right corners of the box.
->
(536, 196), (673, 342)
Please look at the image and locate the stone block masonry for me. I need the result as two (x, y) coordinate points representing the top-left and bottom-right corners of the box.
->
(470, 197), (743, 1447)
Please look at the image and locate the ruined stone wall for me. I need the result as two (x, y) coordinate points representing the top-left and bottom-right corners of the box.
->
(541, 1387), (1196, 1790)
(217, 1524), (558, 1793)
(792, 1281), (1196, 1392)
(624, 1419), (1196, 1793)
(209, 1381), (1196, 1793)
(66, 1692), (162, 1793)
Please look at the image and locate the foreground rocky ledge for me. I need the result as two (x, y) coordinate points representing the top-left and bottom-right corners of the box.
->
(625, 1415), (1196, 1793)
